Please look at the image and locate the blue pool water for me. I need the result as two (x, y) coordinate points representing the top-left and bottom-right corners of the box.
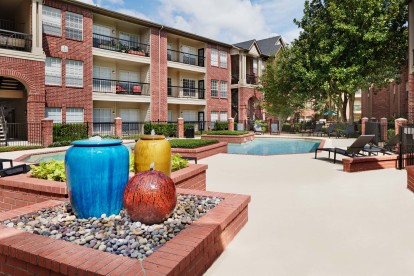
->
(228, 139), (320, 155)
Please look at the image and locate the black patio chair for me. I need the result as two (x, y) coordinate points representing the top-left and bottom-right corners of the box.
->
(363, 134), (399, 155)
(333, 124), (355, 138)
(0, 164), (30, 177)
(325, 124), (336, 137)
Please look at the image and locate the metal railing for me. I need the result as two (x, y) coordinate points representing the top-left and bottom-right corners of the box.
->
(167, 49), (205, 67)
(93, 78), (150, 95)
(122, 122), (145, 137)
(246, 74), (258, 85)
(93, 33), (150, 57)
(1, 123), (42, 146)
(398, 124), (414, 169)
(231, 74), (239, 84)
(0, 29), (31, 52)
(167, 85), (205, 99)
(92, 122), (115, 137)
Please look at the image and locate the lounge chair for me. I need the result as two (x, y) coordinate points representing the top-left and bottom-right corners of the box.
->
(0, 164), (30, 177)
(254, 124), (264, 135)
(335, 124), (356, 138)
(311, 123), (324, 137)
(315, 134), (375, 163)
(363, 134), (399, 155)
(325, 124), (336, 137)
(270, 123), (280, 135)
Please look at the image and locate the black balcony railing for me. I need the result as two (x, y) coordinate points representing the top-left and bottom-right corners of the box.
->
(167, 85), (205, 99)
(231, 74), (239, 84)
(0, 29), (31, 52)
(93, 33), (150, 57)
(246, 74), (258, 85)
(93, 78), (150, 95)
(167, 49), (205, 67)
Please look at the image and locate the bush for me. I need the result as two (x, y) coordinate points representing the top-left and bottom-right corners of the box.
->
(169, 139), (219, 148)
(203, 130), (249, 135)
(30, 160), (66, 182)
(214, 121), (228, 130)
(0, 146), (43, 152)
(53, 123), (88, 142)
(281, 123), (291, 132)
(48, 141), (72, 148)
(387, 129), (396, 142)
(254, 120), (267, 132)
(144, 123), (177, 137)
(172, 154), (188, 172)
(184, 124), (195, 130)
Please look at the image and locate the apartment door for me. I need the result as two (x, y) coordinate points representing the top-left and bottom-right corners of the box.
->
(93, 66), (112, 92)
(93, 108), (113, 134)
(93, 25), (112, 46)
(120, 109), (140, 134)
(198, 80), (204, 99)
(198, 112), (205, 131)
(198, 48), (204, 67)
(119, 71), (139, 93)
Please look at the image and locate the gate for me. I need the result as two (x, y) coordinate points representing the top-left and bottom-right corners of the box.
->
(398, 124), (414, 169)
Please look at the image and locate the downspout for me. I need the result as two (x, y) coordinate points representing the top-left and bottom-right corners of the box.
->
(158, 25), (164, 121)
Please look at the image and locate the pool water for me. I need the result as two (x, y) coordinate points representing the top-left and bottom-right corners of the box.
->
(228, 139), (320, 155)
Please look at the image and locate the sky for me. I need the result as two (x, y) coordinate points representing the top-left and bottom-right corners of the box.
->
(75, 0), (306, 44)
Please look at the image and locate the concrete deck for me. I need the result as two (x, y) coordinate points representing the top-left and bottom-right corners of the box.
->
(203, 137), (412, 275)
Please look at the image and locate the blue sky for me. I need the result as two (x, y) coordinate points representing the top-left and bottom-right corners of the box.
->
(77, 0), (306, 44)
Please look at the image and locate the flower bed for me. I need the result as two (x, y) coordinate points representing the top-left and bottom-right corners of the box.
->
(171, 141), (228, 160)
(201, 132), (255, 144)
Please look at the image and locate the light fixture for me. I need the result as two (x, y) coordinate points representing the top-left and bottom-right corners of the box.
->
(112, 70), (116, 74)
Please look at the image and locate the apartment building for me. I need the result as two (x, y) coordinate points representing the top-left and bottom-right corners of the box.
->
(231, 36), (285, 128)
(0, 0), (232, 141)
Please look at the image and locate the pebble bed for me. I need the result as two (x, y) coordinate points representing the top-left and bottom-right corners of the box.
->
(3, 194), (222, 260)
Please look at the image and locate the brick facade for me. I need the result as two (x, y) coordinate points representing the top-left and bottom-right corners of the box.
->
(238, 86), (263, 122)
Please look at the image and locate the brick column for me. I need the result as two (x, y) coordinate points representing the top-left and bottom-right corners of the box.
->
(267, 118), (271, 134)
(361, 117), (368, 135)
(178, 118), (184, 138)
(41, 118), (53, 147)
(114, 117), (122, 138)
(380, 118), (388, 142)
(228, 117), (234, 131)
(395, 118), (408, 136)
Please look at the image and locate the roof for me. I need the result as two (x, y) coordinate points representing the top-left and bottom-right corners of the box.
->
(63, 0), (233, 48)
(233, 36), (285, 57)
(233, 39), (256, 51)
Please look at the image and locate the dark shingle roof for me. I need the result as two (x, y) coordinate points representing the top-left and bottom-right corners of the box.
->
(233, 39), (256, 51)
(256, 36), (282, 56)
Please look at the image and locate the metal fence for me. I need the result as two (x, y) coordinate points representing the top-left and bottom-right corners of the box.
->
(398, 124), (414, 169)
(92, 122), (115, 137)
(122, 122), (145, 137)
(2, 123), (42, 146)
(365, 121), (382, 145)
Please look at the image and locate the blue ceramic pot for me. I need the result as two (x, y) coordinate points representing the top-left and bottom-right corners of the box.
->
(65, 139), (129, 218)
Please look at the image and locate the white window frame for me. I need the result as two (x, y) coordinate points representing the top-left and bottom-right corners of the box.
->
(66, 60), (84, 87)
(210, 111), (219, 122)
(182, 78), (196, 97)
(211, 48), (218, 67)
(45, 57), (62, 85)
(93, 108), (112, 123)
(220, 111), (228, 122)
(66, 108), (84, 123)
(211, 80), (218, 97)
(220, 51), (227, 68)
(181, 45), (196, 65)
(66, 12), (83, 40)
(120, 109), (140, 122)
(220, 81), (228, 98)
(45, 107), (62, 123)
(42, 6), (62, 36)
(182, 111), (197, 122)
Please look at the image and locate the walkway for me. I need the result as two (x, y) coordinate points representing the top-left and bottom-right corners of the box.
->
(203, 137), (411, 276)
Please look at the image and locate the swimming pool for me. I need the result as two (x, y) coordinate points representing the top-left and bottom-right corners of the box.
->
(228, 139), (320, 155)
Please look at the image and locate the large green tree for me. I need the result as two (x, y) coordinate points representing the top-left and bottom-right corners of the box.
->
(262, 0), (408, 122)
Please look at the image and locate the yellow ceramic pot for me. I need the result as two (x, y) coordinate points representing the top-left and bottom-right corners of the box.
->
(134, 135), (171, 176)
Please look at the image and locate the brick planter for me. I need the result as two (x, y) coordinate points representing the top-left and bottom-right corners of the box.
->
(201, 133), (255, 144)
(342, 155), (398, 172)
(407, 166), (414, 193)
(0, 188), (250, 275)
(171, 142), (228, 160)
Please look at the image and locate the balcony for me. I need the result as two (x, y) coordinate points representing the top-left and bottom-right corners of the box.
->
(93, 33), (150, 57)
(232, 74), (239, 85)
(246, 74), (258, 85)
(0, 20), (31, 52)
(168, 85), (205, 99)
(168, 50), (205, 67)
(93, 78), (150, 96)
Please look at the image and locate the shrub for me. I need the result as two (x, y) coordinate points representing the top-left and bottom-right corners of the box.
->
(387, 129), (396, 142)
(48, 141), (72, 148)
(214, 121), (228, 130)
(281, 123), (291, 132)
(53, 123), (88, 142)
(172, 154), (188, 172)
(0, 146), (43, 152)
(184, 124), (195, 130)
(30, 160), (66, 182)
(203, 130), (249, 135)
(144, 123), (177, 137)
(254, 120), (267, 132)
(169, 139), (219, 148)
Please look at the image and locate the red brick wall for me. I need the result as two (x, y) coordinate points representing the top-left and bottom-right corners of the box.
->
(201, 133), (255, 144)
(409, 70), (414, 122)
(238, 86), (263, 121)
(171, 164), (208, 191)
(206, 44), (232, 122)
(150, 28), (168, 121)
(171, 142), (228, 160)
(42, 0), (93, 123)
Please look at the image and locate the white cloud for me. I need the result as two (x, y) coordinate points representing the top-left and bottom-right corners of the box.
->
(157, 0), (272, 43)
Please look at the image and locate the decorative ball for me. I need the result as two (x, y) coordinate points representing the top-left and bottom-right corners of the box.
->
(123, 169), (176, 224)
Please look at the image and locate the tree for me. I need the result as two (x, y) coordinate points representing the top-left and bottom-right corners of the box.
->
(264, 0), (408, 122)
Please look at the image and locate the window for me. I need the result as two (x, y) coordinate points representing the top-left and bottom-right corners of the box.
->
(210, 111), (218, 122)
(182, 111), (197, 122)
(220, 51), (227, 68)
(211, 80), (218, 97)
(253, 59), (258, 74)
(120, 109), (139, 122)
(183, 79), (196, 97)
(45, 107), (62, 123)
(93, 108), (112, 122)
(119, 32), (139, 49)
(42, 6), (61, 36)
(220, 112), (228, 122)
(167, 78), (172, 96)
(220, 81), (228, 98)
(211, 48), (218, 66)
(66, 60), (84, 87)
(45, 57), (62, 85)
(93, 66), (112, 92)
(66, 108), (84, 123)
(168, 110), (173, 122)
(181, 45), (196, 65)
(66, 12), (83, 40)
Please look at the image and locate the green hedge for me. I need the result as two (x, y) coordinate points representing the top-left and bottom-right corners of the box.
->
(53, 123), (88, 142)
(184, 124), (195, 130)
(204, 130), (249, 135)
(0, 146), (43, 152)
(214, 121), (228, 130)
(144, 123), (177, 137)
(169, 139), (219, 148)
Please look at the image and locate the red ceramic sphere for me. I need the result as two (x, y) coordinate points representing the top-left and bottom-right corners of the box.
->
(123, 170), (176, 224)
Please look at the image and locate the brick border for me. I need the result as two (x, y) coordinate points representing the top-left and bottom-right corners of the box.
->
(0, 189), (250, 275)
(201, 133), (255, 144)
(171, 142), (228, 160)
(342, 155), (398, 172)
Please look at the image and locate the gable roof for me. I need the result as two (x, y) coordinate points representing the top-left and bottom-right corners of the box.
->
(233, 39), (256, 51)
(256, 36), (283, 56)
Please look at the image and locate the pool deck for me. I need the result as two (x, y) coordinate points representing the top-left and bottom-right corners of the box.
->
(1, 135), (412, 275)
